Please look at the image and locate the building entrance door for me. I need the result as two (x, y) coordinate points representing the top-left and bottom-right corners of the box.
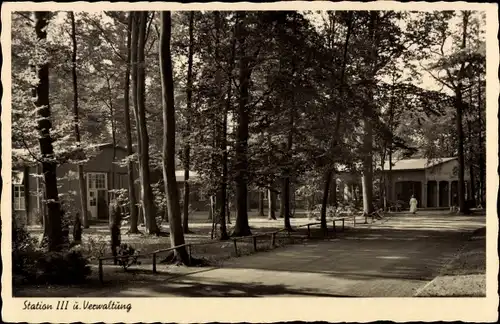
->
(86, 172), (108, 219)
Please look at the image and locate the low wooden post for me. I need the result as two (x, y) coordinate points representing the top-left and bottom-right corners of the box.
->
(233, 239), (238, 256)
(253, 236), (257, 252)
(152, 253), (157, 274)
(98, 258), (103, 284)
(333, 220), (336, 233)
(188, 244), (192, 264)
(342, 219), (345, 231)
(307, 224), (311, 238)
(271, 232), (276, 247)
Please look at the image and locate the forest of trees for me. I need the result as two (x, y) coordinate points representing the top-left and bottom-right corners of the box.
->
(12, 11), (486, 261)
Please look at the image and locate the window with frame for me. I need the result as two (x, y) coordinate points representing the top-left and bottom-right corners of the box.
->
(13, 184), (25, 211)
(88, 173), (107, 190)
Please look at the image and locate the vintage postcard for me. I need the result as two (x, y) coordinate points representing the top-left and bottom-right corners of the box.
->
(1, 1), (498, 323)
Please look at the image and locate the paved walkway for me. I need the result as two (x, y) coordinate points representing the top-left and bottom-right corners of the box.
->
(87, 211), (486, 297)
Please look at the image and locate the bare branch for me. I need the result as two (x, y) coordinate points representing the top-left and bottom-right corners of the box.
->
(418, 61), (456, 91)
(87, 18), (126, 62)
(15, 12), (34, 23)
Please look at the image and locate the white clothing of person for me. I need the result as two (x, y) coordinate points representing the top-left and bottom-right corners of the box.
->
(409, 197), (418, 213)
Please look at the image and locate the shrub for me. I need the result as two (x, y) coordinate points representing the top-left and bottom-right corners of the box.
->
(12, 221), (42, 283)
(12, 218), (91, 285)
(85, 235), (108, 261)
(36, 249), (91, 284)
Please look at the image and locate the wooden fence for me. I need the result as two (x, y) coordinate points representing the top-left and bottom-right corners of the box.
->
(98, 217), (351, 283)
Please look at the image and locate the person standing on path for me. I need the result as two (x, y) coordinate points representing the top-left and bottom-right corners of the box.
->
(409, 195), (418, 214)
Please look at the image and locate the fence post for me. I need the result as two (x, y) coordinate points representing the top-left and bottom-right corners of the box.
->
(307, 224), (311, 238)
(271, 232), (276, 247)
(342, 219), (345, 231)
(98, 258), (103, 284)
(188, 244), (192, 265)
(152, 253), (157, 274)
(333, 220), (336, 233)
(253, 236), (257, 252)
(233, 239), (238, 256)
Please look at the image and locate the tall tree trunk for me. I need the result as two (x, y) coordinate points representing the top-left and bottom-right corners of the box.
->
(455, 88), (466, 212)
(476, 76), (485, 205)
(320, 169), (333, 229)
(467, 121), (476, 204)
(106, 75), (117, 204)
(268, 189), (277, 220)
(321, 13), (352, 228)
(455, 11), (469, 213)
(282, 55), (296, 230)
(159, 11), (189, 263)
(232, 12), (251, 237)
(35, 12), (63, 251)
(137, 11), (159, 233)
(223, 27), (237, 229)
(69, 12), (89, 229)
(387, 73), (395, 207)
(283, 174), (292, 230)
(214, 11), (229, 240)
(328, 175), (337, 207)
(183, 11), (195, 234)
(258, 190), (265, 216)
(130, 12), (143, 225)
(362, 12), (377, 216)
(124, 12), (139, 234)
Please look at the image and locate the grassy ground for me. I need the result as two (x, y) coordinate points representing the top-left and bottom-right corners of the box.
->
(415, 226), (486, 297)
(25, 212), (346, 263)
(14, 213), (353, 297)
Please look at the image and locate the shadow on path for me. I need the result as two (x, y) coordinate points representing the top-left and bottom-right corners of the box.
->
(94, 278), (354, 297)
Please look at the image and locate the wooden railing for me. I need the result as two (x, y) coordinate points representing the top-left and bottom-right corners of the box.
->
(97, 218), (351, 283)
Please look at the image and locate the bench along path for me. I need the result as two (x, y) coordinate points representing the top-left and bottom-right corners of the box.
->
(86, 212), (485, 297)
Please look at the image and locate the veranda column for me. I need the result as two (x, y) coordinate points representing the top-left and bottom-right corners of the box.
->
(436, 181), (440, 207)
(422, 181), (426, 208)
(449, 181), (452, 207)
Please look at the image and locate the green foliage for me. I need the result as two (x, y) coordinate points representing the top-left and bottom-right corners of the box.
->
(12, 220), (42, 283)
(85, 235), (108, 261)
(12, 219), (91, 285)
(11, 10), (486, 238)
(36, 249), (92, 284)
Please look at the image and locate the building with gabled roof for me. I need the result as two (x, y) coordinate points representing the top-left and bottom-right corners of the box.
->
(382, 157), (471, 208)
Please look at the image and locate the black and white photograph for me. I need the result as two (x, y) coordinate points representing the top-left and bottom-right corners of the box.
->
(1, 1), (498, 323)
